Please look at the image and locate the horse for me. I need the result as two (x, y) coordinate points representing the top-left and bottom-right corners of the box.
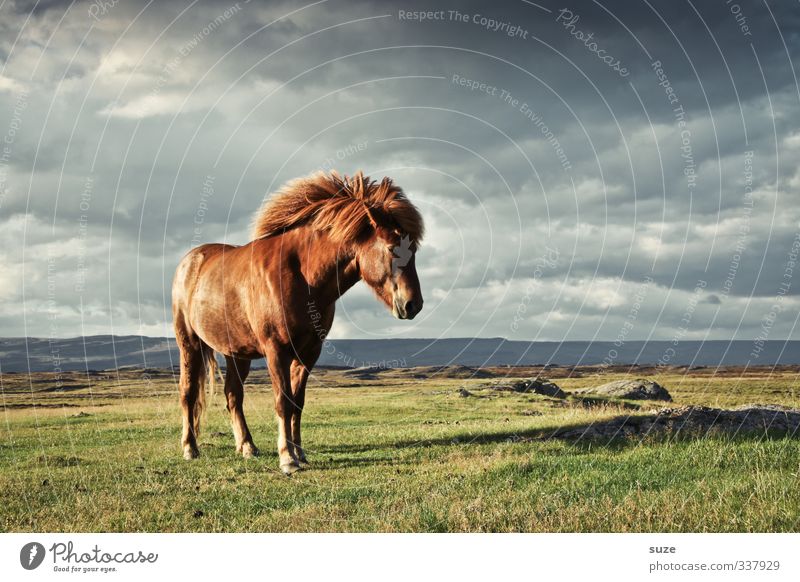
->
(171, 171), (424, 474)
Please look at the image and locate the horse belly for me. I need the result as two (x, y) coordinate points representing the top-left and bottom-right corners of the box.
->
(187, 291), (259, 357)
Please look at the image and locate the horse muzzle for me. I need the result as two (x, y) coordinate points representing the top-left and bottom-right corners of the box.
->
(393, 298), (422, 320)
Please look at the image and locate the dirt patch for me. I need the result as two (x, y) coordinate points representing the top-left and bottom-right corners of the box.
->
(34, 455), (84, 467)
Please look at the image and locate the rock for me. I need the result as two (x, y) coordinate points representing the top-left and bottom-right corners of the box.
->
(550, 405), (800, 441)
(523, 379), (566, 398)
(487, 378), (566, 398)
(457, 388), (474, 398)
(578, 379), (672, 401)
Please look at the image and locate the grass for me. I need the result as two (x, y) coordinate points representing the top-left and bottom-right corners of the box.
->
(1, 366), (799, 532)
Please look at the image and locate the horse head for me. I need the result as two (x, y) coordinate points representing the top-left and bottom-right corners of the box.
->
(356, 223), (423, 320)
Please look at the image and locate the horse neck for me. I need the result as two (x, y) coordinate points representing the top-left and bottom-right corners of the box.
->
(293, 226), (361, 305)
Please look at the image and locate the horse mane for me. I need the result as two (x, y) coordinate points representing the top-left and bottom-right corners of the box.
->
(250, 171), (424, 244)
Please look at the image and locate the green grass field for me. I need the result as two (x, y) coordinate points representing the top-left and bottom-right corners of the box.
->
(1, 366), (799, 532)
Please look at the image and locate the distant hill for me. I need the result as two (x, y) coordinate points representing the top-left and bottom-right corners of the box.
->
(1, 336), (798, 372)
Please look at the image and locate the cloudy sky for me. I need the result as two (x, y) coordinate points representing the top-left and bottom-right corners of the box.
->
(1, 0), (799, 344)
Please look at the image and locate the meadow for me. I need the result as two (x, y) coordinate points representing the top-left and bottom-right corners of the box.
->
(1, 365), (798, 532)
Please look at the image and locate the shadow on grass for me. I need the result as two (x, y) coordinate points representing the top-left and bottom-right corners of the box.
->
(319, 405), (800, 460)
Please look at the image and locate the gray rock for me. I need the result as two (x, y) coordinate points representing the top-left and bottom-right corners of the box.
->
(488, 378), (566, 398)
(578, 379), (672, 401)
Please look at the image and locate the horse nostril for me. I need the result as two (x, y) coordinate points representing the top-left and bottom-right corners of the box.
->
(404, 301), (416, 316)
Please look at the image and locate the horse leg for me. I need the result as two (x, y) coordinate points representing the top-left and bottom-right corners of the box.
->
(224, 356), (258, 458)
(178, 342), (205, 460)
(291, 336), (324, 466)
(290, 360), (310, 466)
(265, 346), (300, 475)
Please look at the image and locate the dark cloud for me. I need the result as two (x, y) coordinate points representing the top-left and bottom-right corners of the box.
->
(1, 0), (799, 342)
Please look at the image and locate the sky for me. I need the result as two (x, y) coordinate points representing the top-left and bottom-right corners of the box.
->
(1, 0), (799, 344)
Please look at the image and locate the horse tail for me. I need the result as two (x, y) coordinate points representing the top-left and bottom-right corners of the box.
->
(193, 344), (218, 436)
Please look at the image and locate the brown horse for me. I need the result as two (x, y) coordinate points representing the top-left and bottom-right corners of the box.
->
(172, 171), (424, 474)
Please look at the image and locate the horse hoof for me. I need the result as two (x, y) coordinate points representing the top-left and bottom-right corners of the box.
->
(241, 443), (259, 459)
(298, 457), (310, 468)
(280, 462), (301, 476)
(183, 446), (199, 460)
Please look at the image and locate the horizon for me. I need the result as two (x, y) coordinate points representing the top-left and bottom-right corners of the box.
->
(4, 334), (797, 373)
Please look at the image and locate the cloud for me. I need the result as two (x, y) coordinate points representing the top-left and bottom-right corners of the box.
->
(1, 0), (799, 343)
(0, 74), (27, 93)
